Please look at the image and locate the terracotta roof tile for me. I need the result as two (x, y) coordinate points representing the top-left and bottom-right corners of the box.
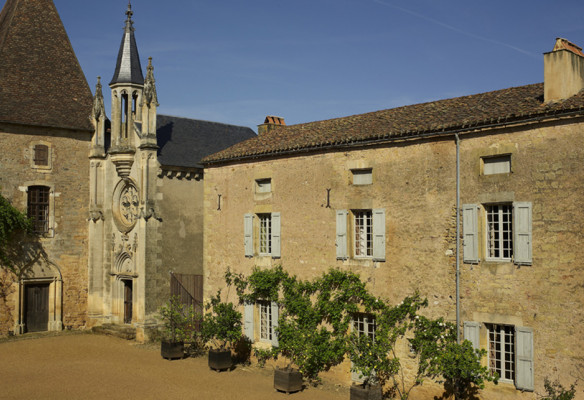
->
(202, 83), (584, 164)
(0, 0), (93, 132)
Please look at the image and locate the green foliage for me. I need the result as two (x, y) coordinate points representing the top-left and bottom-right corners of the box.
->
(253, 347), (278, 368)
(539, 378), (576, 400)
(159, 296), (198, 343)
(201, 290), (243, 350)
(0, 193), (32, 271)
(432, 340), (497, 399)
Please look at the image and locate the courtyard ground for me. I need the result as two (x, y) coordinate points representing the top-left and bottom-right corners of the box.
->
(0, 332), (349, 400)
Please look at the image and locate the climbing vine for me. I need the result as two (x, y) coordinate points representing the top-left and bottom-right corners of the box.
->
(0, 193), (32, 271)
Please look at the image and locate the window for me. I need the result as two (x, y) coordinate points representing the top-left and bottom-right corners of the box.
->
(336, 209), (385, 261)
(33, 145), (49, 166)
(488, 324), (515, 382)
(464, 321), (534, 391)
(256, 178), (271, 193)
(27, 186), (50, 234)
(259, 214), (272, 255)
(353, 313), (376, 339)
(351, 169), (372, 185)
(243, 301), (279, 346)
(486, 204), (513, 261)
(482, 155), (511, 175)
(352, 313), (376, 381)
(259, 301), (274, 341)
(462, 202), (532, 265)
(354, 210), (373, 257)
(244, 212), (281, 258)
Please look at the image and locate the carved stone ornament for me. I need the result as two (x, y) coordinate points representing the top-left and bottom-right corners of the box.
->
(112, 180), (140, 233)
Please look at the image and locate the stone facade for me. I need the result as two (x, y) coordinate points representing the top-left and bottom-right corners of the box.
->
(0, 124), (92, 335)
(203, 41), (584, 398)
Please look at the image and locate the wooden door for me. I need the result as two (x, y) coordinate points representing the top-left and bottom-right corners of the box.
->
(123, 280), (133, 324)
(25, 283), (49, 332)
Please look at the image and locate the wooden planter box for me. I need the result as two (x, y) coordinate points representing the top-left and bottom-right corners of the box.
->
(350, 383), (382, 400)
(274, 367), (303, 394)
(161, 341), (184, 360)
(208, 349), (232, 371)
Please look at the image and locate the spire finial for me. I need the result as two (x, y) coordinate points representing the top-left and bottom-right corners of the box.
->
(125, 1), (134, 30)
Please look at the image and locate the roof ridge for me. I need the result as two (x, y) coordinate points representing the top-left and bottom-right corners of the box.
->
(158, 114), (254, 130)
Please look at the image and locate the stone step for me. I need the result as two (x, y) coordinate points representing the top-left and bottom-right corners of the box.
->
(92, 324), (136, 340)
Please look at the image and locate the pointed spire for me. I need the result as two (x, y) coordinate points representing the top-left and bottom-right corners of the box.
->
(110, 1), (144, 85)
(143, 57), (159, 107)
(92, 76), (105, 120)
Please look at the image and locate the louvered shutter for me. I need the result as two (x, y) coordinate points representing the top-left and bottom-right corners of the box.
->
(463, 321), (480, 349)
(462, 204), (479, 263)
(271, 212), (281, 258)
(515, 326), (534, 391)
(336, 210), (348, 259)
(514, 202), (532, 265)
(372, 209), (386, 261)
(271, 301), (279, 347)
(244, 214), (254, 257)
(244, 302), (254, 343)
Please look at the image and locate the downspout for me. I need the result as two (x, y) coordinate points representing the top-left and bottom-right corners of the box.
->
(455, 132), (461, 344)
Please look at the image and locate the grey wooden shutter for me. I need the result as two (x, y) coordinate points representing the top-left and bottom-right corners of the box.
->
(336, 210), (348, 259)
(244, 302), (254, 343)
(372, 209), (386, 261)
(462, 204), (479, 263)
(271, 212), (281, 258)
(244, 213), (254, 257)
(514, 202), (532, 265)
(463, 321), (480, 350)
(515, 326), (534, 391)
(270, 301), (279, 347)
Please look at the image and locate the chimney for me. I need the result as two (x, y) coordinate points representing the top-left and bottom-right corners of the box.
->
(258, 115), (285, 135)
(544, 38), (584, 102)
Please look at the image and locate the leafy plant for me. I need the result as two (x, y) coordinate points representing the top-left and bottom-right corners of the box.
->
(159, 295), (198, 343)
(431, 340), (498, 399)
(201, 290), (243, 350)
(253, 347), (278, 368)
(539, 377), (576, 400)
(0, 193), (32, 271)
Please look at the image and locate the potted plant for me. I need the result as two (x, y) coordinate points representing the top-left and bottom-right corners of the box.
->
(201, 290), (243, 371)
(159, 296), (196, 360)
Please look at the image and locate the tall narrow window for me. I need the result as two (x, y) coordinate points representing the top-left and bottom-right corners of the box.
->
(354, 210), (373, 257)
(488, 324), (515, 382)
(28, 186), (50, 234)
(33, 145), (49, 166)
(259, 214), (272, 255)
(259, 301), (273, 341)
(486, 204), (513, 261)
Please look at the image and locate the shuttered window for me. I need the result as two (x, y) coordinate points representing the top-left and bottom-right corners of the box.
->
(33, 145), (49, 166)
(354, 210), (373, 257)
(488, 323), (515, 383)
(337, 209), (385, 261)
(351, 169), (372, 185)
(244, 212), (280, 258)
(463, 321), (480, 350)
(244, 214), (254, 257)
(462, 204), (479, 263)
(244, 302), (254, 343)
(336, 210), (348, 259)
(482, 155), (511, 175)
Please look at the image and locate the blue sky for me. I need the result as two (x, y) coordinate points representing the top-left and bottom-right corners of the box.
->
(47, 0), (584, 131)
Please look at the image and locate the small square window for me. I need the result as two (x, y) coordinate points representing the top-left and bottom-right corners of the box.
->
(256, 178), (271, 193)
(352, 169), (372, 185)
(482, 155), (511, 175)
(33, 145), (49, 166)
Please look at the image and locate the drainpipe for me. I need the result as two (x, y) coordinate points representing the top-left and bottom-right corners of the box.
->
(455, 132), (461, 344)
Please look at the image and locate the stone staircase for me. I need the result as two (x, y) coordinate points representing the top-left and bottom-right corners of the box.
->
(91, 323), (136, 340)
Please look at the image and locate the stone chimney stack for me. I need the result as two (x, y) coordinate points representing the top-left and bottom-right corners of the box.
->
(544, 38), (584, 102)
(258, 115), (286, 135)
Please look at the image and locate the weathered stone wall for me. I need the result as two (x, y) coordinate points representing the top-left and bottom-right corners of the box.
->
(0, 124), (91, 334)
(204, 118), (584, 398)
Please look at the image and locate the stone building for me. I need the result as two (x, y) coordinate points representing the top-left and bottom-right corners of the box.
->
(202, 38), (584, 398)
(0, 0), (94, 334)
(86, 4), (256, 340)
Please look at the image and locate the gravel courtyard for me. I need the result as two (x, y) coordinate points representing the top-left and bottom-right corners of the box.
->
(0, 333), (348, 400)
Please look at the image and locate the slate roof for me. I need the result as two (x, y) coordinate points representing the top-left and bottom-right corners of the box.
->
(202, 83), (584, 164)
(0, 0), (93, 132)
(110, 3), (144, 86)
(156, 115), (257, 168)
